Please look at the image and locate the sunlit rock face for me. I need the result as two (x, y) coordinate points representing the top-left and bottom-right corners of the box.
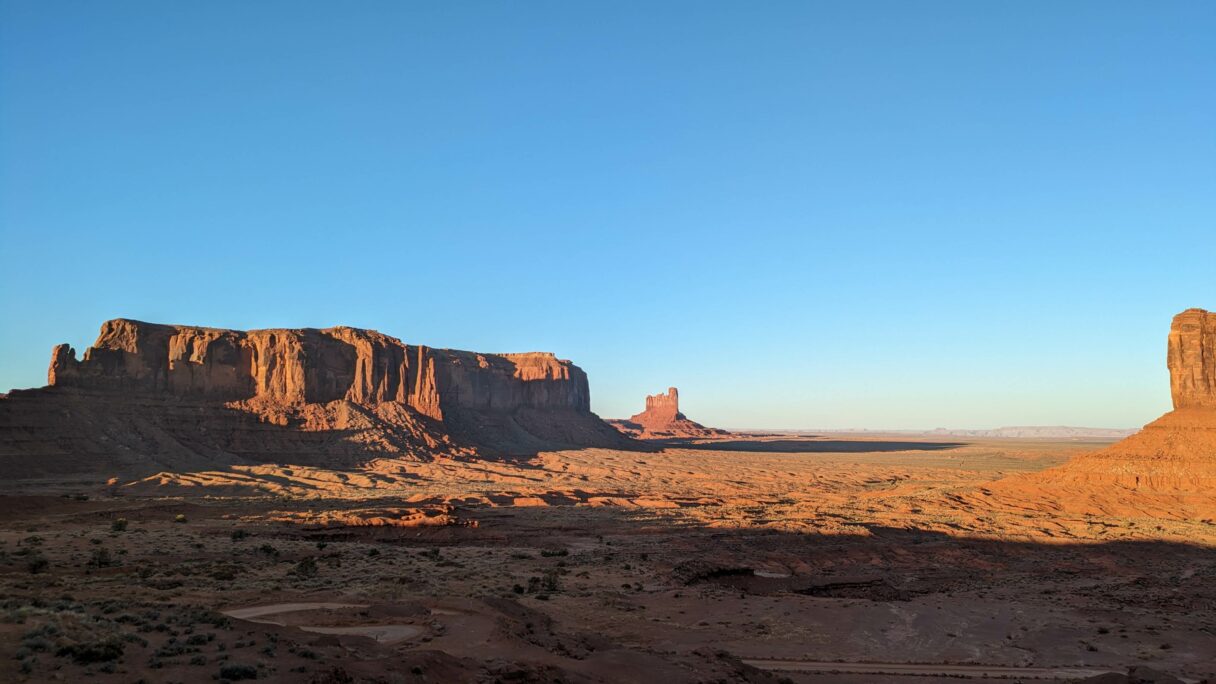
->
(0, 318), (632, 478)
(47, 319), (592, 419)
(991, 307), (1216, 515)
(631, 387), (682, 428)
(1168, 308), (1216, 409)
(610, 387), (729, 439)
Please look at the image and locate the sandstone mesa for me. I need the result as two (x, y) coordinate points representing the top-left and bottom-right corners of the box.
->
(1, 318), (633, 478)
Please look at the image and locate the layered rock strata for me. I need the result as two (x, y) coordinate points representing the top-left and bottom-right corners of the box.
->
(1, 319), (631, 479)
(985, 308), (1216, 518)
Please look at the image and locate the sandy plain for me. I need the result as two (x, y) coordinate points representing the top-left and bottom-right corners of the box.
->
(1, 434), (1213, 683)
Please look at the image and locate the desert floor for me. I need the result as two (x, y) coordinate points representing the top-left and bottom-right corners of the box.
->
(1, 434), (1213, 683)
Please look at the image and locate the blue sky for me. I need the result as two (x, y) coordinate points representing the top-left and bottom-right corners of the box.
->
(1, 1), (1213, 429)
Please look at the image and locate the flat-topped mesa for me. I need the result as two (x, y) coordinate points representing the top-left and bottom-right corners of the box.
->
(1169, 308), (1216, 409)
(47, 319), (590, 421)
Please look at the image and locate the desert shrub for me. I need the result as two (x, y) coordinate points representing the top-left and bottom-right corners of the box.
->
(56, 639), (124, 664)
(22, 637), (53, 653)
(174, 514), (188, 524)
(111, 518), (128, 532)
(23, 623), (59, 642)
(154, 641), (198, 658)
(174, 605), (231, 629)
(311, 667), (353, 683)
(540, 549), (568, 557)
(230, 529), (249, 541)
(218, 663), (259, 680)
(185, 633), (214, 646)
(512, 584), (525, 594)
(88, 548), (115, 568)
(26, 555), (49, 574)
(190, 654), (207, 666)
(258, 544), (279, 557)
(293, 557), (318, 577)
(22, 628), (55, 647)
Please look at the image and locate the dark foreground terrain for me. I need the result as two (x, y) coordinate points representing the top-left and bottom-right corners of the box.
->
(1, 435), (1213, 683)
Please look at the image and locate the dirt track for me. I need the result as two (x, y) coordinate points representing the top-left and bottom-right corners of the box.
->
(744, 658), (1193, 681)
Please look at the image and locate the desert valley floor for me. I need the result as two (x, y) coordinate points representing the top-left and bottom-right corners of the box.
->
(1, 434), (1213, 683)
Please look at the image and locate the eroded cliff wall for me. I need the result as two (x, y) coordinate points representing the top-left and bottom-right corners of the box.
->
(1169, 308), (1216, 409)
(48, 319), (592, 421)
(2, 319), (629, 477)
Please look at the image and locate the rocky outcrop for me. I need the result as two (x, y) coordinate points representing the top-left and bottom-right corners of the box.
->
(637, 388), (682, 426)
(1168, 308), (1216, 409)
(610, 387), (729, 439)
(2, 319), (632, 479)
(987, 307), (1216, 518)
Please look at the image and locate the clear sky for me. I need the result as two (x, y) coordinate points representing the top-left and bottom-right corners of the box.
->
(1, 1), (1213, 430)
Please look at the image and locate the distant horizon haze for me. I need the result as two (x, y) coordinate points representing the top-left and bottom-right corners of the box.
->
(1, 2), (1213, 430)
(0, 310), (1198, 432)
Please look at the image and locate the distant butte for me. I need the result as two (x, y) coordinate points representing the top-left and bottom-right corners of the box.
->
(609, 387), (729, 439)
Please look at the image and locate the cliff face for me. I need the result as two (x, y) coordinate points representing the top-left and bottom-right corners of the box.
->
(1169, 308), (1216, 409)
(2, 319), (629, 478)
(48, 319), (591, 421)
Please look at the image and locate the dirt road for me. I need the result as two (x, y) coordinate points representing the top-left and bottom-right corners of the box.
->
(741, 658), (1164, 681)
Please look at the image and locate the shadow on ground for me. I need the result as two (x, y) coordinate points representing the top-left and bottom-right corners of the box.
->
(654, 438), (967, 453)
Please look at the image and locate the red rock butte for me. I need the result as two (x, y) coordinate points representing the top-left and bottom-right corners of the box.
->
(610, 387), (729, 439)
(0, 319), (634, 478)
(986, 307), (1216, 518)
(1168, 307), (1216, 409)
